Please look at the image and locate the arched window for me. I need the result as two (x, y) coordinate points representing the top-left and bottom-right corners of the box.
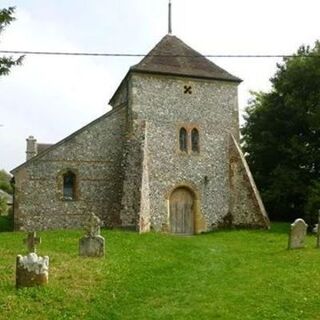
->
(179, 127), (187, 152)
(191, 128), (200, 152)
(63, 171), (76, 200)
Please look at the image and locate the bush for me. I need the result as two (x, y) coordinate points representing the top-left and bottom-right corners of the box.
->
(0, 196), (7, 215)
(0, 214), (13, 231)
(304, 181), (320, 229)
(0, 169), (13, 194)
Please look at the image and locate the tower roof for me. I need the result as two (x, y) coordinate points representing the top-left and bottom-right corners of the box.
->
(130, 35), (241, 82)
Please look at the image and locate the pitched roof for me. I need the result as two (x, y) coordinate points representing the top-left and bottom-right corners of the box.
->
(37, 143), (53, 154)
(11, 106), (124, 174)
(130, 35), (241, 82)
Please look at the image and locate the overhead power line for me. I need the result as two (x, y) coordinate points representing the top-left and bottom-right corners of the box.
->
(0, 49), (318, 58)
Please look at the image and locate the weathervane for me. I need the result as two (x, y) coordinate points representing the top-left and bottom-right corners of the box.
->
(168, 0), (172, 34)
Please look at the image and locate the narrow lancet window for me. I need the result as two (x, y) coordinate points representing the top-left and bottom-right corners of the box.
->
(179, 127), (188, 152)
(191, 128), (200, 152)
(63, 171), (76, 200)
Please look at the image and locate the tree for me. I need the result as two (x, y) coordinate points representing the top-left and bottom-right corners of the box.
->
(0, 7), (23, 76)
(242, 41), (320, 226)
(0, 196), (8, 215)
(0, 170), (12, 216)
(0, 169), (13, 194)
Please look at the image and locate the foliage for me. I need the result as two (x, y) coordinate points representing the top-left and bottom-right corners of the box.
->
(0, 213), (12, 231)
(304, 181), (320, 228)
(242, 41), (320, 224)
(0, 225), (320, 319)
(0, 7), (23, 76)
(0, 169), (13, 194)
(0, 195), (7, 215)
(0, 170), (13, 217)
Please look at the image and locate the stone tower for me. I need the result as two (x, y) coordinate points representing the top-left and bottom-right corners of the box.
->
(111, 34), (269, 233)
(11, 34), (270, 233)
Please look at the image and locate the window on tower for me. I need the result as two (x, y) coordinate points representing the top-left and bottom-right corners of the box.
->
(179, 127), (188, 152)
(191, 128), (200, 152)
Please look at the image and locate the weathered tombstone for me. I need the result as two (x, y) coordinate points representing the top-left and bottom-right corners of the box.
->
(16, 232), (49, 288)
(79, 212), (105, 257)
(288, 219), (308, 249)
(23, 231), (41, 253)
(313, 224), (318, 234)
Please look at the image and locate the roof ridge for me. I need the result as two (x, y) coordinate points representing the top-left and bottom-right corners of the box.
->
(130, 34), (241, 82)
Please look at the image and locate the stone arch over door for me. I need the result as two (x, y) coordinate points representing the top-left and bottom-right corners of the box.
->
(170, 187), (195, 235)
(166, 183), (207, 234)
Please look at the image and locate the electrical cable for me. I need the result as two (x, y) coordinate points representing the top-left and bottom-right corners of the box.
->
(0, 50), (318, 58)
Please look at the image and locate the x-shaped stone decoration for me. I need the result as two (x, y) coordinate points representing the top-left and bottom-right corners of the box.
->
(184, 85), (192, 94)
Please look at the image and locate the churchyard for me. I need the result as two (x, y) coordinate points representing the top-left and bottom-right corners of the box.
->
(0, 223), (320, 319)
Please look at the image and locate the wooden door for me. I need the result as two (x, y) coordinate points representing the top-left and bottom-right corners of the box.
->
(170, 188), (194, 235)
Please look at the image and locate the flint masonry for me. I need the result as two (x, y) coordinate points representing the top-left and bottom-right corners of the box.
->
(11, 34), (270, 234)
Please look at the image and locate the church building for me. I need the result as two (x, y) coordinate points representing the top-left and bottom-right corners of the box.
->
(11, 31), (270, 233)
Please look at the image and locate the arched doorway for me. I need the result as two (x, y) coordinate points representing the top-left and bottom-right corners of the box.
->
(169, 187), (195, 235)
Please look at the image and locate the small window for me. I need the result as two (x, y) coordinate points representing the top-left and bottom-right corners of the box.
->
(179, 128), (187, 152)
(63, 171), (76, 200)
(191, 128), (200, 152)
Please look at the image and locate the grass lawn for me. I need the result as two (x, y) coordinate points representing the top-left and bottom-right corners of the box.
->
(0, 223), (320, 320)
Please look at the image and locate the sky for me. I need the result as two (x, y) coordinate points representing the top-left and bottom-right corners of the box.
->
(0, 0), (319, 172)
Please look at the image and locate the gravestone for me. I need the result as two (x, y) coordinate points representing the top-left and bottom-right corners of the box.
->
(79, 212), (105, 257)
(313, 224), (318, 234)
(16, 232), (49, 288)
(23, 231), (41, 252)
(288, 219), (308, 249)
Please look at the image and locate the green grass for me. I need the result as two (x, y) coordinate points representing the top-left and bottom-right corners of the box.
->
(1, 223), (320, 320)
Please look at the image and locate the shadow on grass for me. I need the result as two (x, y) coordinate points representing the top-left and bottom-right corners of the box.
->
(0, 215), (13, 232)
(199, 222), (290, 237)
(268, 222), (290, 234)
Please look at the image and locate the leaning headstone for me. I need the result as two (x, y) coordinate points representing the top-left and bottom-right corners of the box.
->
(288, 219), (308, 249)
(79, 212), (105, 257)
(16, 232), (49, 288)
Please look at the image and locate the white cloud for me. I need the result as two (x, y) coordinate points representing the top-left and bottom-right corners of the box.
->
(0, 0), (319, 171)
(0, 8), (114, 171)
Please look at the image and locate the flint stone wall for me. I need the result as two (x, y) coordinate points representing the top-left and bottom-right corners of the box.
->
(122, 73), (239, 232)
(13, 106), (127, 231)
(229, 135), (270, 228)
(13, 71), (269, 232)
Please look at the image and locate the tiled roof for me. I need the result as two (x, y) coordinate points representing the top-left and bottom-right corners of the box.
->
(131, 35), (241, 82)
